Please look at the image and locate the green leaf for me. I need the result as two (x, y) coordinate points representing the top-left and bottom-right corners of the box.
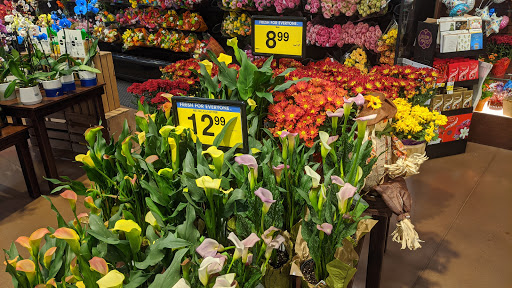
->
(212, 117), (238, 147)
(88, 214), (121, 244)
(4, 81), (16, 99)
(148, 248), (188, 288)
(78, 64), (101, 74)
(256, 91), (273, 103)
(237, 52), (258, 100)
(273, 78), (311, 92)
(325, 259), (357, 288)
(42, 196), (67, 228)
(125, 271), (151, 288)
(145, 197), (165, 223)
(176, 204), (200, 244)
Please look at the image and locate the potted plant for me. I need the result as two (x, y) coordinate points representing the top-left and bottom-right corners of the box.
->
(37, 52), (77, 97)
(69, 38), (102, 87)
(5, 58), (54, 105)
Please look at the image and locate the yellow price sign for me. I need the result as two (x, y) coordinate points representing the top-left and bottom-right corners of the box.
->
(252, 16), (306, 58)
(172, 97), (249, 153)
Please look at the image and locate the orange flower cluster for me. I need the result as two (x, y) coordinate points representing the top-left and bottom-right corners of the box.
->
(287, 59), (438, 100)
(268, 78), (347, 146)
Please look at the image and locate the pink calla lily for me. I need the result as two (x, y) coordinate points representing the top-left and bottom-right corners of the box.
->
(196, 239), (224, 258)
(326, 108), (344, 118)
(254, 187), (276, 214)
(89, 257), (109, 276)
(316, 223), (333, 235)
(331, 176), (345, 187)
(355, 114), (378, 122)
(337, 183), (357, 214)
(272, 164), (289, 184)
(61, 190), (78, 212)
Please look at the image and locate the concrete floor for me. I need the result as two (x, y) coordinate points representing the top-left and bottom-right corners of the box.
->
(0, 142), (511, 287)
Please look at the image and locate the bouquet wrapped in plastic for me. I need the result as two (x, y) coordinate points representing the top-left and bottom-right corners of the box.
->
(221, 12), (251, 37)
(358, 0), (389, 18)
(343, 46), (369, 73)
(377, 20), (398, 65)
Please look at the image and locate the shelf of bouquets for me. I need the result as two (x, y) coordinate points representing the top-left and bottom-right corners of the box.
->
(4, 39), (446, 288)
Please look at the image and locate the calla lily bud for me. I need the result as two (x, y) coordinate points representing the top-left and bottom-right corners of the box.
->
(158, 168), (173, 179)
(235, 154), (258, 190)
(121, 136), (135, 166)
(247, 98), (257, 111)
(317, 184), (326, 211)
(136, 131), (146, 145)
(316, 223), (333, 237)
(96, 270), (125, 288)
(254, 188), (276, 214)
(84, 126), (104, 147)
(272, 164), (288, 185)
(61, 190), (77, 212)
(168, 137), (178, 170)
(89, 257), (109, 276)
(44, 247), (57, 268)
(159, 125), (174, 139)
(337, 183), (357, 214)
(84, 196), (100, 214)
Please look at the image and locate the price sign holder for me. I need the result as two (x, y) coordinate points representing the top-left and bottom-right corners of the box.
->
(172, 97), (249, 153)
(446, 81), (454, 94)
(252, 16), (306, 59)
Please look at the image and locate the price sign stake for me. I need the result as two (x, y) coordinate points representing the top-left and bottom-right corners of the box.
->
(252, 16), (306, 58)
(172, 97), (249, 153)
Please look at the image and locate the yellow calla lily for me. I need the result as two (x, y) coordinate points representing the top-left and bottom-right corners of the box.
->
(159, 125), (175, 138)
(173, 126), (187, 135)
(75, 151), (95, 167)
(76, 281), (86, 288)
(163, 102), (172, 119)
(157, 168), (173, 179)
(247, 98), (257, 111)
(121, 136), (135, 166)
(220, 188), (233, 194)
(84, 126), (104, 147)
(217, 53), (232, 65)
(200, 60), (213, 75)
(137, 131), (146, 145)
(89, 257), (109, 276)
(168, 137), (178, 169)
(202, 146), (224, 177)
(196, 176), (222, 191)
(43, 247), (57, 268)
(150, 113), (156, 122)
(113, 220), (142, 254)
(145, 211), (159, 229)
(16, 259), (36, 284)
(96, 270), (125, 288)
(251, 148), (261, 154)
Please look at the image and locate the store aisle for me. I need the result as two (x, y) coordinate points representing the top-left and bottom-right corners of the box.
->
(0, 142), (510, 287)
(353, 143), (512, 288)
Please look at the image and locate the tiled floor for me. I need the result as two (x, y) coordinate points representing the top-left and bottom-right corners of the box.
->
(0, 142), (511, 287)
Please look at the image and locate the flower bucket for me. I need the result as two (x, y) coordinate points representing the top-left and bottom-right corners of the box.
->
(78, 71), (97, 87)
(0, 82), (16, 101)
(60, 74), (76, 92)
(474, 98), (489, 112)
(42, 79), (63, 98)
(19, 86), (42, 105)
(401, 140), (426, 157)
(491, 57), (510, 78)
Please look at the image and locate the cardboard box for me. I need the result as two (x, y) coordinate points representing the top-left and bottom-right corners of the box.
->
(462, 90), (473, 108)
(432, 94), (444, 112)
(448, 63), (459, 82)
(443, 94), (454, 111)
(452, 92), (463, 109)
(468, 60), (479, 80)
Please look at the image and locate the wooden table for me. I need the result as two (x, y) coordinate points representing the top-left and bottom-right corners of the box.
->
(0, 125), (41, 198)
(0, 84), (108, 190)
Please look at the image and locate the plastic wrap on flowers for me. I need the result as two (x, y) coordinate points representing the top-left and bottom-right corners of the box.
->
(93, 26), (120, 43)
(161, 0), (204, 9)
(377, 20), (397, 65)
(273, 0), (301, 14)
(221, 12), (252, 37)
(146, 31), (158, 47)
(306, 19), (381, 51)
(255, 0), (273, 12)
(357, 0), (390, 19)
(179, 33), (199, 53)
(343, 46), (369, 73)
(139, 7), (161, 29)
(305, 0), (359, 18)
(200, 33), (225, 57)
(122, 28), (147, 50)
(116, 8), (139, 26)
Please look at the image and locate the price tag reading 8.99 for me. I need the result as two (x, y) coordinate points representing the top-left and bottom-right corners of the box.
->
(253, 16), (306, 58)
(172, 97), (249, 153)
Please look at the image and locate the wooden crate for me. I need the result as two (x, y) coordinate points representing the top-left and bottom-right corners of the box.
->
(93, 51), (120, 113)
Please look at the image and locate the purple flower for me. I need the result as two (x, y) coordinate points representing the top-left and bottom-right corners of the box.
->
(355, 114), (377, 122)
(254, 187), (276, 213)
(316, 223), (333, 235)
(235, 154), (258, 189)
(196, 238), (224, 258)
(272, 164), (289, 184)
(345, 93), (365, 106)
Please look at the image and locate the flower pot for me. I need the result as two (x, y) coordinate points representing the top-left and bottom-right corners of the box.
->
(19, 86), (42, 105)
(475, 98), (489, 112)
(0, 82), (16, 101)
(78, 71), (97, 87)
(42, 79), (63, 98)
(491, 57), (510, 78)
(60, 74), (76, 93)
(402, 141), (426, 157)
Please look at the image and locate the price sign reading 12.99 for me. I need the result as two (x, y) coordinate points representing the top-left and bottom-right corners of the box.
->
(252, 16), (306, 58)
(172, 97), (249, 153)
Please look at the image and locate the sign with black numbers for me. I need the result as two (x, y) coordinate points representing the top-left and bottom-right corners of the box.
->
(172, 97), (249, 153)
(252, 16), (306, 58)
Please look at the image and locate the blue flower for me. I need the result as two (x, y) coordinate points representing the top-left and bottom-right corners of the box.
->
(90, 0), (98, 4)
(51, 24), (61, 32)
(76, 0), (87, 6)
(17, 36), (24, 45)
(91, 7), (99, 14)
(51, 12), (59, 21)
(36, 33), (48, 41)
(60, 18), (72, 28)
(74, 5), (87, 15)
